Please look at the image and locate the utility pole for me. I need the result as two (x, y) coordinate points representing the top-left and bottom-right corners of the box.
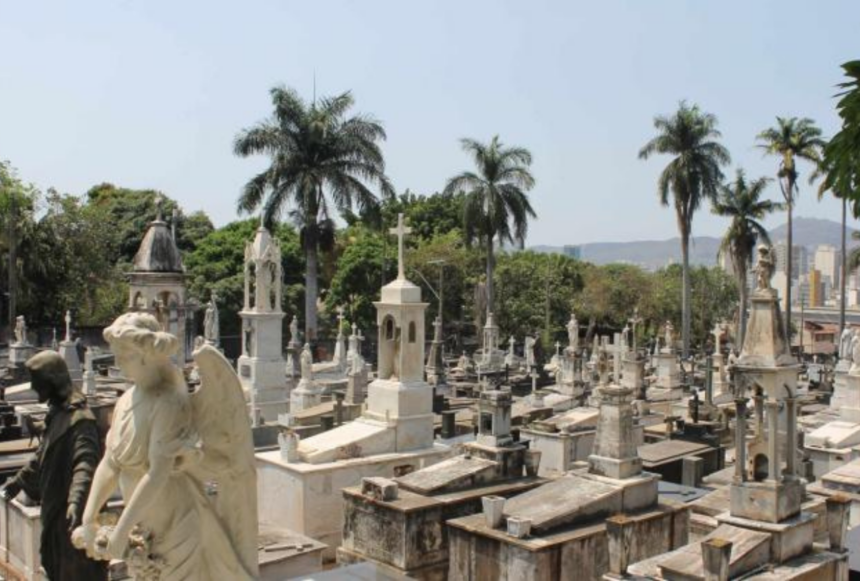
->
(6, 189), (16, 340)
(428, 259), (446, 355)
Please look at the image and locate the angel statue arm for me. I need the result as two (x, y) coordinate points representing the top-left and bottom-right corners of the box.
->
(106, 413), (178, 558)
(79, 458), (119, 530)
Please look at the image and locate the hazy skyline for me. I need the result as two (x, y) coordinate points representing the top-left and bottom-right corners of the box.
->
(1, 0), (857, 246)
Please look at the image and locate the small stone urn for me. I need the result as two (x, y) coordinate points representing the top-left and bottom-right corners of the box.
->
(507, 516), (532, 539)
(482, 495), (506, 529)
(524, 449), (542, 477)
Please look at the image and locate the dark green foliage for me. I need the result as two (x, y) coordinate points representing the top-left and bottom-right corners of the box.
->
(324, 226), (394, 334)
(85, 183), (214, 263)
(821, 61), (860, 215)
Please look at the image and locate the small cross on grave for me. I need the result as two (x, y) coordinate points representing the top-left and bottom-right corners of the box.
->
(389, 213), (412, 281)
(629, 307), (643, 353)
(64, 310), (72, 343)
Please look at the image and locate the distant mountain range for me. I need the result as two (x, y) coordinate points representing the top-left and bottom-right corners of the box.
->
(530, 217), (858, 270)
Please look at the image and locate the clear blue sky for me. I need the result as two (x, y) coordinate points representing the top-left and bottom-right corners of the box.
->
(0, 0), (856, 246)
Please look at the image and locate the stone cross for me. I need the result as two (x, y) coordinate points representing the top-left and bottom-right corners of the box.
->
(389, 213), (412, 281)
(712, 322), (723, 351)
(432, 316), (443, 342)
(555, 341), (561, 357)
(336, 306), (345, 335)
(628, 308), (643, 353)
(154, 193), (164, 221)
(64, 310), (72, 343)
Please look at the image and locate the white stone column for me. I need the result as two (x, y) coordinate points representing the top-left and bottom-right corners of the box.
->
(766, 400), (780, 482)
(785, 396), (797, 477)
(734, 398), (747, 483)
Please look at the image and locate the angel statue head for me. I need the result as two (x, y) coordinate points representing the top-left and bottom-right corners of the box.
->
(103, 312), (180, 384)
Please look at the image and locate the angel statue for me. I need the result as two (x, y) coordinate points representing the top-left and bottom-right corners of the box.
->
(754, 244), (774, 291)
(71, 312), (258, 580)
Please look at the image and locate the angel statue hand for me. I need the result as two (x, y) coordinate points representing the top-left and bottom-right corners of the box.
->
(72, 523), (117, 561)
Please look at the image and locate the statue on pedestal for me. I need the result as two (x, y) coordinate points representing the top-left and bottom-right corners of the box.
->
(754, 244), (774, 291)
(566, 313), (579, 353)
(1, 351), (106, 581)
(663, 321), (675, 352)
(524, 335), (536, 369)
(840, 327), (853, 360)
(203, 292), (220, 345)
(14, 315), (27, 346)
(300, 342), (314, 381)
(72, 313), (258, 580)
(851, 330), (860, 376)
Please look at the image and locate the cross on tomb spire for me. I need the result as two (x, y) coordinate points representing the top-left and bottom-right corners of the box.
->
(154, 194), (164, 222)
(389, 213), (412, 281)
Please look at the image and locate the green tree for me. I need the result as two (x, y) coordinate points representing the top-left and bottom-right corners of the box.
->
(325, 226), (394, 334)
(639, 101), (730, 358)
(495, 251), (584, 347)
(0, 162), (41, 335)
(712, 170), (780, 346)
(821, 61), (860, 212)
(575, 262), (653, 343)
(819, 61), (860, 332)
(375, 190), (467, 241)
(443, 136), (536, 315)
(757, 117), (825, 336)
(30, 190), (127, 326)
(234, 87), (394, 341)
(85, 183), (213, 263)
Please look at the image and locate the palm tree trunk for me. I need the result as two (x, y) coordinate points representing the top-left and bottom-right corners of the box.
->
(785, 189), (794, 344)
(738, 269), (748, 349)
(305, 236), (319, 342)
(486, 234), (495, 315)
(681, 230), (691, 358)
(841, 196), (847, 332)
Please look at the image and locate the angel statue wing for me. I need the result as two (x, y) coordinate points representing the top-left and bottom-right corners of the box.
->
(189, 344), (259, 577)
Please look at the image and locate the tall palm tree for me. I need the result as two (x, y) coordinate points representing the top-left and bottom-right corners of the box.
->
(443, 136), (536, 314)
(820, 61), (860, 333)
(234, 87), (394, 341)
(756, 117), (825, 339)
(639, 102), (730, 358)
(712, 170), (780, 347)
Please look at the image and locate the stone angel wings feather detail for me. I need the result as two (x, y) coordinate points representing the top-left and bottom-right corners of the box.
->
(187, 344), (259, 577)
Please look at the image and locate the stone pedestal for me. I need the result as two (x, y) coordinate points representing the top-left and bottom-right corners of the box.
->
(711, 353), (729, 394)
(0, 496), (43, 581)
(7, 344), (33, 366)
(289, 379), (321, 414)
(589, 385), (642, 480)
(58, 340), (82, 386)
(238, 311), (289, 424)
(729, 478), (804, 524)
(621, 356), (644, 391)
(649, 351), (683, 401)
(832, 371), (860, 423)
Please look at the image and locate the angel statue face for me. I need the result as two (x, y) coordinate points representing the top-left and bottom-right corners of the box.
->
(104, 313), (179, 384)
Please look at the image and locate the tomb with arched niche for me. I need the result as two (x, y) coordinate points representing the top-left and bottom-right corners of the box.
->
(255, 214), (451, 557)
(127, 205), (192, 362)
